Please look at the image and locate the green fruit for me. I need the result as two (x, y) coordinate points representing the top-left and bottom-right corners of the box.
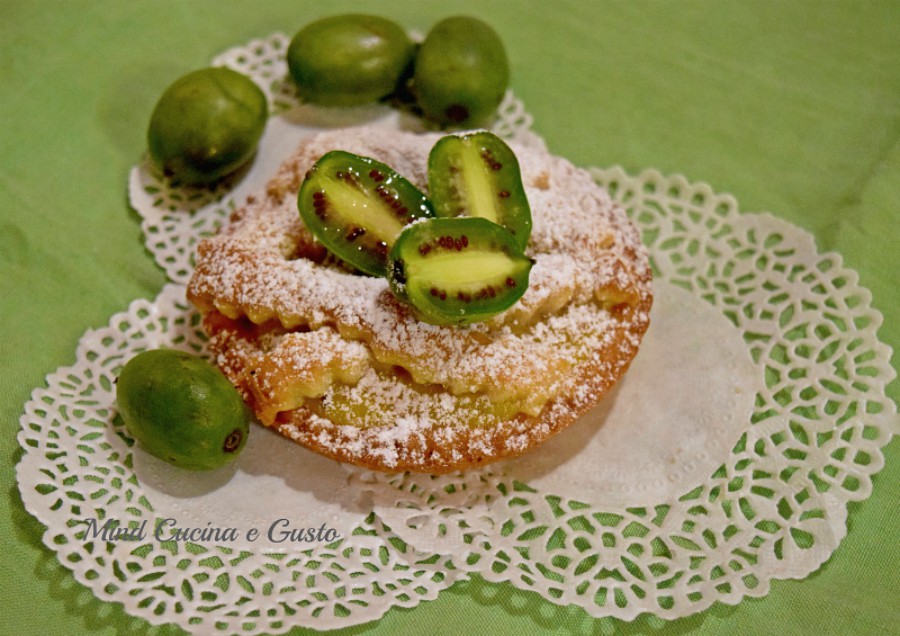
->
(387, 217), (532, 325)
(116, 349), (249, 471)
(287, 14), (414, 106)
(413, 16), (509, 127)
(147, 67), (268, 185)
(298, 149), (434, 276)
(428, 131), (531, 249)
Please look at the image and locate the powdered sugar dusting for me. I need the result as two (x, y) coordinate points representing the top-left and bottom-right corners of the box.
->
(189, 125), (652, 471)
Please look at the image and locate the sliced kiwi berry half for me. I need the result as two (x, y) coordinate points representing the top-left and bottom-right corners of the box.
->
(387, 217), (533, 325)
(298, 150), (434, 276)
(428, 131), (531, 250)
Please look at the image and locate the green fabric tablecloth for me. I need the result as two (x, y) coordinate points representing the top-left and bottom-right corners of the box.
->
(2, 1), (897, 634)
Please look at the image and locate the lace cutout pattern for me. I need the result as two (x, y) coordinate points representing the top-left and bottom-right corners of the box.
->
(17, 34), (897, 632)
(17, 285), (461, 634)
(353, 166), (898, 620)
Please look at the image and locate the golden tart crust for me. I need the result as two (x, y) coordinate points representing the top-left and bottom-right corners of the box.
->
(187, 126), (652, 473)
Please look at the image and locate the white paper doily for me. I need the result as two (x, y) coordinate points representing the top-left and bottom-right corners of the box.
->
(17, 31), (898, 634)
(17, 284), (462, 634)
(352, 167), (900, 620)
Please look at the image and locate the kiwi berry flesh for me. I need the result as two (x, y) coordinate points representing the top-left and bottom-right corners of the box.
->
(298, 150), (434, 276)
(428, 131), (531, 249)
(388, 217), (532, 325)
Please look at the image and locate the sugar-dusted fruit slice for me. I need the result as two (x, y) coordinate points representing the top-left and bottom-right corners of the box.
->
(387, 217), (533, 325)
(298, 150), (434, 276)
(427, 131), (531, 249)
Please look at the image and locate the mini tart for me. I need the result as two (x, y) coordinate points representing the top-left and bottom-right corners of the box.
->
(187, 126), (652, 473)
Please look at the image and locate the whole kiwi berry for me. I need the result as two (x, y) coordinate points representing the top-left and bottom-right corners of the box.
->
(413, 16), (509, 127)
(147, 67), (268, 185)
(287, 14), (414, 107)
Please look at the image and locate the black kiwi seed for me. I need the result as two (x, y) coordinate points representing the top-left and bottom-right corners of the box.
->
(391, 258), (407, 286)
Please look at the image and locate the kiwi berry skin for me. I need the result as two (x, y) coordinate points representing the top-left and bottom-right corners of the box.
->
(298, 150), (434, 276)
(413, 16), (510, 128)
(147, 67), (268, 186)
(115, 349), (249, 471)
(387, 216), (532, 326)
(287, 14), (414, 107)
(428, 131), (531, 250)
